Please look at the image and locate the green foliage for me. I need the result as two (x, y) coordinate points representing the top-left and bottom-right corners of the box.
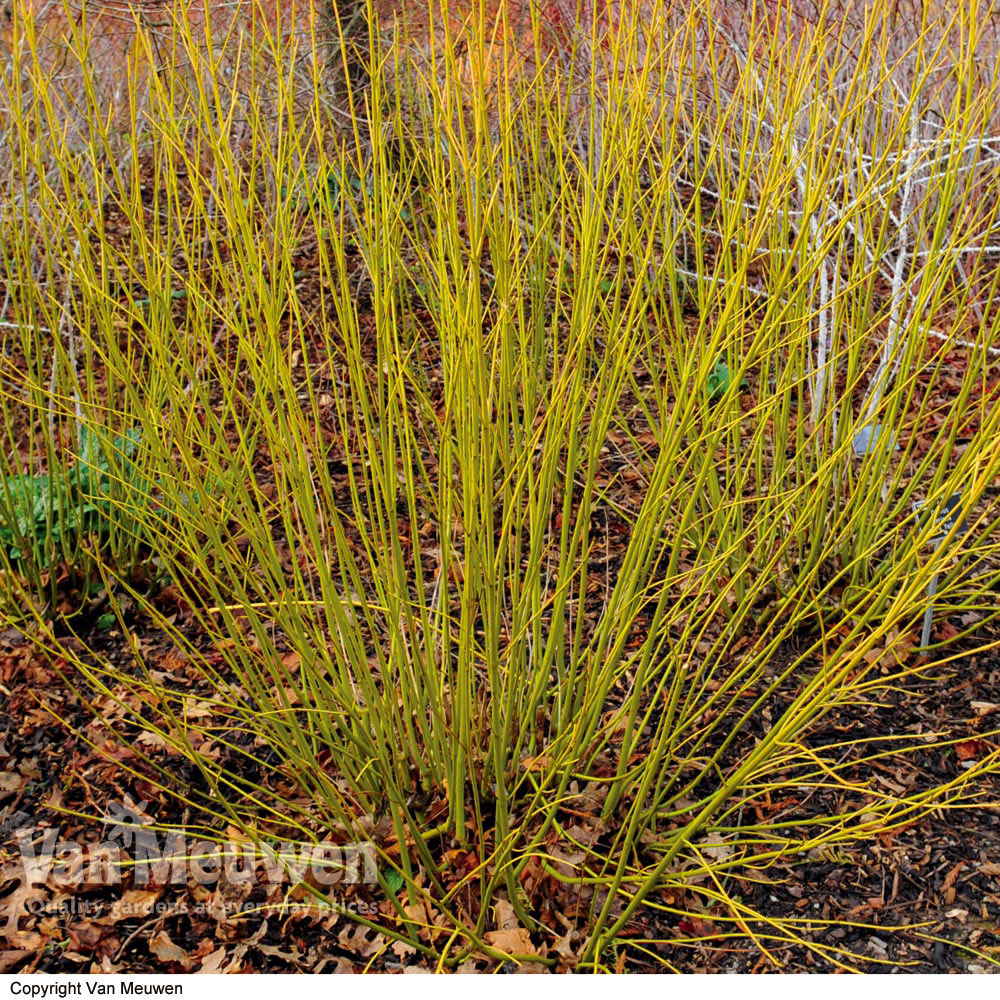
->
(705, 355), (749, 401)
(282, 163), (372, 215)
(0, 428), (145, 565)
(382, 868), (405, 896)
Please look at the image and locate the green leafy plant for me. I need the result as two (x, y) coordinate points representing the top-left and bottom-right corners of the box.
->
(705, 355), (749, 401)
(0, 427), (145, 564)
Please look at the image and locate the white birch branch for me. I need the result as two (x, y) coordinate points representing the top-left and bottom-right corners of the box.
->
(859, 107), (922, 427)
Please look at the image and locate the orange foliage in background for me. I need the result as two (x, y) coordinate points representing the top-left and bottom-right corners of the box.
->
(12, 0), (997, 128)
(368, 0), (632, 78)
(22, 0), (314, 38)
(17, 0), (316, 75)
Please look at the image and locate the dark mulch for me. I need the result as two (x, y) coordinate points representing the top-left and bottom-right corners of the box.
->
(3, 615), (1000, 973)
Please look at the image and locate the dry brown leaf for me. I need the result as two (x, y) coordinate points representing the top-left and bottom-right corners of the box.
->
(391, 939), (417, 960)
(0, 951), (36, 973)
(67, 920), (113, 954)
(1, 879), (49, 944)
(971, 702), (1000, 716)
(256, 944), (305, 968)
(511, 962), (550, 974)
(521, 755), (552, 772)
(941, 860), (966, 894)
(195, 946), (228, 973)
(956, 740), (987, 761)
(108, 889), (161, 923)
(485, 899), (536, 956)
(135, 731), (171, 751)
(550, 927), (579, 968)
(484, 926), (536, 956)
(493, 898), (519, 931)
(149, 930), (190, 965)
(338, 922), (386, 958)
